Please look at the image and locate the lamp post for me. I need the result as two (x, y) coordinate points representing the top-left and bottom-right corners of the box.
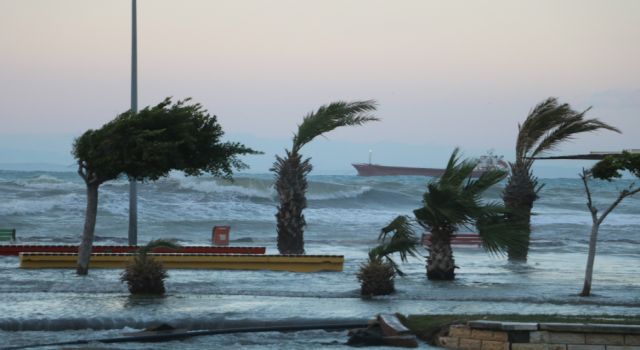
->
(128, 0), (138, 246)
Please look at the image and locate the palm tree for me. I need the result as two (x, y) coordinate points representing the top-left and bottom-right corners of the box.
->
(503, 97), (620, 261)
(121, 239), (179, 295)
(414, 148), (520, 280)
(272, 100), (378, 254)
(358, 216), (421, 297)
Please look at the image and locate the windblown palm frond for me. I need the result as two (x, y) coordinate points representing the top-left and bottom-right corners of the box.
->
(292, 100), (378, 153)
(530, 115), (620, 159)
(415, 182), (471, 230)
(413, 148), (510, 280)
(515, 98), (620, 166)
(358, 215), (419, 297)
(516, 98), (574, 161)
(504, 97), (620, 261)
(274, 100), (378, 254)
(372, 215), (421, 275)
(414, 148), (508, 234)
(476, 212), (528, 256)
(439, 148), (477, 187)
(464, 169), (507, 197)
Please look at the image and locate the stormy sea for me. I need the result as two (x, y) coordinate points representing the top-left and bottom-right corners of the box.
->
(0, 170), (638, 349)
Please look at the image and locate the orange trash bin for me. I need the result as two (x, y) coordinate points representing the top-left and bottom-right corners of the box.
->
(212, 226), (230, 246)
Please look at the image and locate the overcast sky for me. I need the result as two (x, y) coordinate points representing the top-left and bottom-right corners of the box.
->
(1, 0), (638, 175)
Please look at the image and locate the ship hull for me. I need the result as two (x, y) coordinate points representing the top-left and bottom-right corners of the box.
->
(352, 163), (486, 177)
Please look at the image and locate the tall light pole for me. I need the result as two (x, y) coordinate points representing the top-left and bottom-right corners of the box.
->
(128, 0), (138, 246)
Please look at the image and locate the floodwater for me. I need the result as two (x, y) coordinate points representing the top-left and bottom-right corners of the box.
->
(0, 171), (638, 348)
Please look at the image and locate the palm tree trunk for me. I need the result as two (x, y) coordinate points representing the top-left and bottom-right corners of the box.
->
(274, 152), (310, 255)
(507, 228), (530, 261)
(580, 223), (599, 297)
(426, 230), (455, 280)
(276, 198), (306, 254)
(77, 183), (99, 275)
(503, 166), (536, 261)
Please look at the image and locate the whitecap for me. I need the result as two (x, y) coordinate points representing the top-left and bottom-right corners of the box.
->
(176, 177), (275, 199)
(15, 174), (84, 191)
(0, 193), (84, 215)
(308, 185), (372, 200)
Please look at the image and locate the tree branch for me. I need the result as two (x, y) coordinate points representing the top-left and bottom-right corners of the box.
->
(77, 161), (88, 182)
(598, 185), (640, 225)
(88, 171), (100, 186)
(580, 169), (598, 222)
(77, 160), (100, 186)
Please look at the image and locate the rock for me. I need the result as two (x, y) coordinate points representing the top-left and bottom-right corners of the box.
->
(347, 325), (386, 346)
(348, 315), (420, 348)
(383, 335), (419, 348)
(379, 314), (412, 336)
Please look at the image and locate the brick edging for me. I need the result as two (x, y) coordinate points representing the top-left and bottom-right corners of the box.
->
(439, 321), (640, 350)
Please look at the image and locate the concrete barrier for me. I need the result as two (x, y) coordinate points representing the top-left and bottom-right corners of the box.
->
(19, 252), (344, 272)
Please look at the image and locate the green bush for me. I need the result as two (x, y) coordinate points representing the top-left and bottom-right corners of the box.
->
(121, 254), (168, 295)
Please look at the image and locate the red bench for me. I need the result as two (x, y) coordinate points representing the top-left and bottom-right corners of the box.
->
(0, 245), (266, 256)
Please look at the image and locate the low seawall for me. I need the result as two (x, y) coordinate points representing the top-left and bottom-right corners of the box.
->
(439, 321), (640, 350)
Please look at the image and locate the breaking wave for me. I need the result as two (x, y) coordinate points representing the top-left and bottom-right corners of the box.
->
(0, 193), (84, 216)
(175, 176), (275, 199)
(172, 176), (377, 202)
(1, 174), (83, 192)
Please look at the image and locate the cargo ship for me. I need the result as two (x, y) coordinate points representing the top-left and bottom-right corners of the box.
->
(352, 152), (508, 177)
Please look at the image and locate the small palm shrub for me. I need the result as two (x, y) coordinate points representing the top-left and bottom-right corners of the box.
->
(358, 258), (396, 296)
(358, 216), (420, 297)
(121, 239), (178, 295)
(122, 254), (168, 295)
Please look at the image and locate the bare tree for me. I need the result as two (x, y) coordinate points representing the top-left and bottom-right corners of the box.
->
(579, 152), (640, 296)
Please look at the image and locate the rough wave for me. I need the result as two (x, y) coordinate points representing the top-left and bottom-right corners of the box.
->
(8, 174), (84, 191)
(173, 176), (377, 202)
(175, 176), (275, 199)
(0, 193), (84, 216)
